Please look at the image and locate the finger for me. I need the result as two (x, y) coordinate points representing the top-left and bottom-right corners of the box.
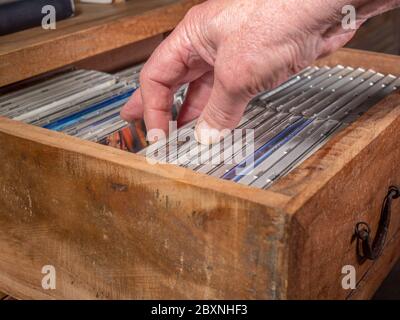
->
(194, 68), (253, 145)
(139, 25), (211, 134)
(120, 88), (144, 121)
(177, 71), (214, 127)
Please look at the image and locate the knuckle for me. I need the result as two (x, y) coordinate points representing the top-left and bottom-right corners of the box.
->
(139, 65), (150, 83)
(219, 75), (239, 95)
(184, 4), (202, 21)
(204, 101), (239, 129)
(139, 63), (161, 86)
(216, 61), (259, 98)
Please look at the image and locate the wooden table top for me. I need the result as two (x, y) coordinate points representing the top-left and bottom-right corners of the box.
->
(0, 0), (202, 87)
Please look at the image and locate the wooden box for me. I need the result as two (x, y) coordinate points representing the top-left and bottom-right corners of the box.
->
(1, 0), (400, 300)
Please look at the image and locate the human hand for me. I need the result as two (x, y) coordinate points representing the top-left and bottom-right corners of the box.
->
(121, 0), (400, 144)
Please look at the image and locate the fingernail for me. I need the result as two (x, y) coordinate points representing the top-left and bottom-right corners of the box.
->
(194, 119), (229, 145)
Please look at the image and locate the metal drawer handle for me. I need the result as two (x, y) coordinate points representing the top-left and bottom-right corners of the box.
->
(355, 186), (400, 261)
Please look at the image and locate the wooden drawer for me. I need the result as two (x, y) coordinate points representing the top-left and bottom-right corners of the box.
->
(1, 1), (400, 300)
(1, 48), (400, 300)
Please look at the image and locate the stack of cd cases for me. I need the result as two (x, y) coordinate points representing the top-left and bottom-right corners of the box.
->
(0, 64), (187, 153)
(140, 65), (400, 189)
(0, 63), (399, 189)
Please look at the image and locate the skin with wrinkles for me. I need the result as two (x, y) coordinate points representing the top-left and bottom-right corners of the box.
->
(121, 0), (400, 144)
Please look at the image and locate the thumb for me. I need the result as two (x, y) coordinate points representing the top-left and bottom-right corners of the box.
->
(194, 75), (252, 145)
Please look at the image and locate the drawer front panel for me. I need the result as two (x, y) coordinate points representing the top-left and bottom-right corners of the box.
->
(0, 118), (287, 299)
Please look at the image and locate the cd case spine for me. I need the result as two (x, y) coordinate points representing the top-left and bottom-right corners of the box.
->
(0, 0), (75, 36)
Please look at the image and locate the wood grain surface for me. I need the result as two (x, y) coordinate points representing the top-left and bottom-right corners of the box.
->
(1, 47), (400, 299)
(0, 0), (204, 87)
(0, 116), (288, 299)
